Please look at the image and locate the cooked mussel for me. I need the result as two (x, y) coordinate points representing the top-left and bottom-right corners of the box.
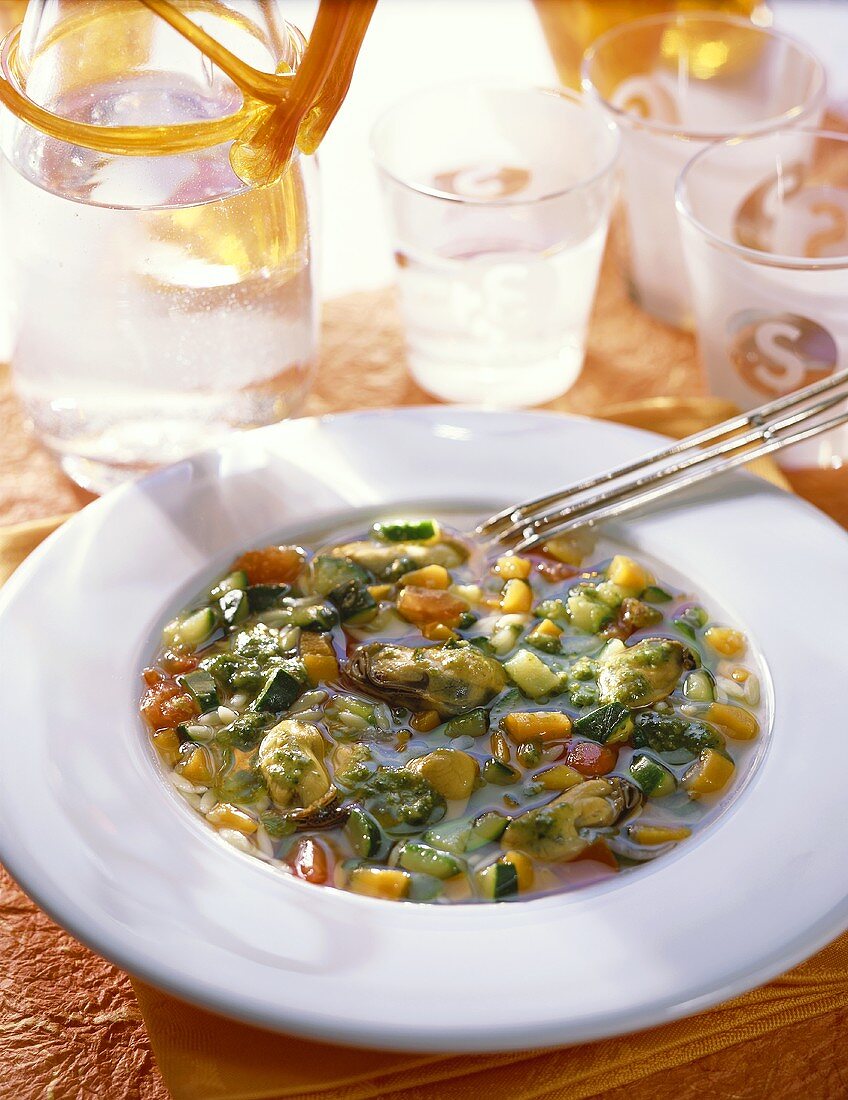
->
(258, 719), (335, 816)
(598, 637), (696, 708)
(343, 641), (506, 718)
(501, 777), (642, 861)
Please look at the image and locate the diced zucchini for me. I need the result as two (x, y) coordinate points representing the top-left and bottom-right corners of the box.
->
(328, 580), (378, 623)
(424, 819), (471, 855)
(164, 606), (218, 650)
(566, 586), (614, 633)
(673, 605), (708, 640)
(475, 851), (533, 900)
(398, 841), (463, 879)
(533, 598), (569, 622)
(503, 650), (560, 698)
(344, 805), (381, 857)
(516, 742), (541, 767)
(574, 702), (634, 744)
(372, 519), (438, 543)
(476, 859), (518, 899)
(466, 811), (508, 850)
(629, 752), (677, 797)
(247, 584), (291, 613)
(209, 570), (248, 598)
(444, 708), (489, 739)
(641, 585), (672, 603)
(483, 758), (521, 785)
(683, 669), (716, 703)
(407, 873), (445, 901)
(178, 669), (219, 712)
(312, 555), (371, 596)
(252, 663), (304, 712)
(218, 589), (249, 627)
(289, 601), (339, 631)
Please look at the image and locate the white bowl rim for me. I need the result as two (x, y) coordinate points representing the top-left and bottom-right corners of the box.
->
(1, 405), (847, 1052)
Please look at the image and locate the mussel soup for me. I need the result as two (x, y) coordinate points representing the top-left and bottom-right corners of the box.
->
(141, 518), (764, 903)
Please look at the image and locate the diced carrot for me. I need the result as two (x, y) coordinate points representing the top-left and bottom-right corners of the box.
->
(302, 652), (340, 685)
(396, 586), (468, 626)
(232, 545), (305, 585)
(180, 747), (214, 785)
(420, 622), (458, 642)
(502, 712), (572, 743)
(142, 666), (164, 687)
(151, 728), (181, 766)
(500, 578), (533, 614)
(299, 632), (335, 656)
(630, 825), (691, 845)
(575, 838), (619, 870)
(161, 651), (200, 675)
(410, 709), (441, 732)
(141, 676), (199, 730)
(291, 837), (329, 884)
(401, 564), (450, 589)
(494, 555), (531, 580)
(564, 740), (617, 776)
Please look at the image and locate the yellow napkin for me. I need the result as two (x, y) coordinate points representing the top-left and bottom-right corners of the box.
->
(1, 401), (841, 1100)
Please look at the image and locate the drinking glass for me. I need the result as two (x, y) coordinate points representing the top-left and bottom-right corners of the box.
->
(0, 1), (318, 493)
(533, 0), (770, 90)
(582, 12), (825, 329)
(676, 128), (848, 468)
(371, 83), (619, 408)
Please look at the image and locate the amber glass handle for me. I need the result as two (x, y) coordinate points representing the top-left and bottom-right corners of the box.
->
(0, 0), (376, 185)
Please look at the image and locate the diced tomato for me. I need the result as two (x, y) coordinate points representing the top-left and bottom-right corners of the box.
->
(232, 545), (305, 585)
(563, 740), (618, 776)
(291, 837), (329, 885)
(396, 586), (467, 626)
(140, 676), (199, 730)
(575, 838), (619, 870)
(161, 650), (200, 675)
(142, 666), (165, 687)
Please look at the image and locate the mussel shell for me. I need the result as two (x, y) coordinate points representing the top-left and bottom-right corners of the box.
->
(283, 787), (349, 831)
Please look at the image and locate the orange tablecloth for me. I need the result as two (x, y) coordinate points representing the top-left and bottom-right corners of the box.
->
(1, 256), (847, 1099)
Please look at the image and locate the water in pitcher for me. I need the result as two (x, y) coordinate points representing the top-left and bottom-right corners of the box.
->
(2, 71), (315, 490)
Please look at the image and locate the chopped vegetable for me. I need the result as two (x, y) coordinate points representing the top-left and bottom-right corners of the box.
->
(683, 749), (735, 794)
(503, 650), (560, 698)
(501, 711), (572, 743)
(629, 752), (676, 797)
(573, 702), (633, 744)
(372, 519), (439, 543)
(349, 866), (410, 899)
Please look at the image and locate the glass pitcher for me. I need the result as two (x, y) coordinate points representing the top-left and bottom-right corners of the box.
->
(0, 1), (323, 493)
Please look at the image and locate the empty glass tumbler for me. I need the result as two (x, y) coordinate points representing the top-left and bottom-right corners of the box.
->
(372, 83), (619, 408)
(677, 128), (848, 467)
(0, 1), (318, 493)
(583, 12), (825, 329)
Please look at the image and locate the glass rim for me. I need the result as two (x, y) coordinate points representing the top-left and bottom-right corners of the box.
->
(581, 11), (827, 144)
(369, 80), (620, 207)
(674, 127), (848, 271)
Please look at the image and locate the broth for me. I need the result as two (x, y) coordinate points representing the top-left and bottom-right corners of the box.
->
(140, 515), (765, 903)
